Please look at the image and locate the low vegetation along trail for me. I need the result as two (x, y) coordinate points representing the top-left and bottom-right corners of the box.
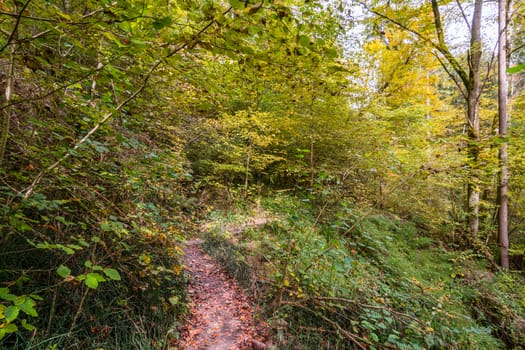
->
(176, 238), (269, 349)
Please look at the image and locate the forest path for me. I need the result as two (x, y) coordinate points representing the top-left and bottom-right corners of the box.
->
(176, 238), (268, 350)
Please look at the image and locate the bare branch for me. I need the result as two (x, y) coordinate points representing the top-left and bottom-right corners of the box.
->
(510, 41), (525, 55)
(455, 0), (471, 31)
(282, 301), (370, 350)
(480, 39), (498, 98)
(433, 52), (467, 99)
(0, 10), (56, 22)
(359, 1), (435, 46)
(311, 295), (427, 327)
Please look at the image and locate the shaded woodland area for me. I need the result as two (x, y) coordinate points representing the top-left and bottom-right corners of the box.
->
(1, 0), (525, 349)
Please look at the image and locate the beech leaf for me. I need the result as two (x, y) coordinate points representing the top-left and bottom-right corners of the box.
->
(57, 264), (71, 278)
(103, 268), (121, 281)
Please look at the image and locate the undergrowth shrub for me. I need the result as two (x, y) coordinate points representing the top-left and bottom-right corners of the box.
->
(461, 272), (525, 348)
(1, 112), (193, 348)
(203, 194), (515, 349)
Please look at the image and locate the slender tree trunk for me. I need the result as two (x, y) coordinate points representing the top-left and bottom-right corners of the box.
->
(309, 134), (314, 188)
(466, 0), (483, 239)
(498, 0), (510, 269)
(309, 95), (315, 189)
(245, 146), (251, 198)
(0, 3), (18, 167)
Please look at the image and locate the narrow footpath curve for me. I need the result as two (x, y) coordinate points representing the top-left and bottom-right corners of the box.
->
(176, 239), (269, 350)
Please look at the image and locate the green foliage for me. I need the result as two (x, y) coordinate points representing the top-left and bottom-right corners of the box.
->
(2, 0), (303, 344)
(202, 195), (519, 349)
(187, 110), (286, 189)
(1, 0), (524, 347)
(1, 134), (190, 347)
(507, 64), (525, 74)
(0, 288), (39, 340)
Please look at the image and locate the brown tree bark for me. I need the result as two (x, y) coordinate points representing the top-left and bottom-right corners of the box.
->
(498, 0), (510, 269)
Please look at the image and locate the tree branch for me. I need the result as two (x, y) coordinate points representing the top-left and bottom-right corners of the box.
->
(0, 64), (107, 111)
(359, 1), (470, 92)
(432, 52), (467, 99)
(311, 295), (426, 327)
(20, 60), (159, 199)
(430, 0), (470, 90)
(480, 39), (498, 99)
(0, 0), (32, 53)
(455, 0), (471, 32)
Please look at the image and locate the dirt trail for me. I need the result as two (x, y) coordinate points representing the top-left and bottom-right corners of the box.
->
(176, 239), (268, 350)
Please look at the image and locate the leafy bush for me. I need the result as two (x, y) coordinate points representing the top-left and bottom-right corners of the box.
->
(202, 194), (517, 349)
(1, 145), (190, 349)
(0, 81), (193, 347)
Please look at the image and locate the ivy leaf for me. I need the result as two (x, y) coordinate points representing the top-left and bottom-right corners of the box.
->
(56, 11), (72, 22)
(85, 273), (99, 289)
(370, 332), (379, 342)
(57, 264), (71, 278)
(103, 268), (121, 281)
(240, 45), (255, 55)
(325, 47), (338, 58)
(298, 35), (310, 47)
(100, 221), (111, 231)
(228, 0), (246, 10)
(119, 22), (132, 32)
(30, 294), (43, 301)
(168, 295), (179, 305)
(131, 39), (148, 48)
(328, 64), (348, 73)
(246, 2), (263, 15)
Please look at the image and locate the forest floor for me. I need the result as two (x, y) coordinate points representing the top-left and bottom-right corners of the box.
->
(176, 238), (269, 350)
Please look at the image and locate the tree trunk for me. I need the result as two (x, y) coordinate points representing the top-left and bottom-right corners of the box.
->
(309, 134), (314, 188)
(245, 146), (251, 198)
(466, 0), (483, 239)
(429, 0), (484, 240)
(498, 0), (510, 269)
(0, 3), (18, 167)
